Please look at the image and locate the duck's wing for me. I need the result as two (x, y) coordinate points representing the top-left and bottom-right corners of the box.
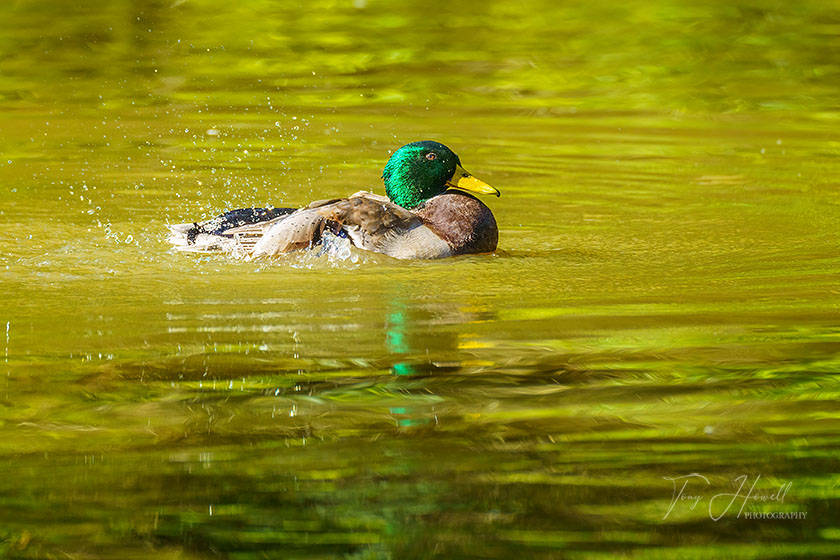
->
(223, 214), (296, 255)
(251, 194), (452, 259)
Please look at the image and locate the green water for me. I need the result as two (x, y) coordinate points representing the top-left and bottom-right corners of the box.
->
(2, 0), (840, 558)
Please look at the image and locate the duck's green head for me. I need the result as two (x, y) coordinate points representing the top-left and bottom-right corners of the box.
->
(382, 140), (500, 210)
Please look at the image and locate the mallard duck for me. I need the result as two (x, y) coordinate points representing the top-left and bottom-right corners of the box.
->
(168, 141), (500, 259)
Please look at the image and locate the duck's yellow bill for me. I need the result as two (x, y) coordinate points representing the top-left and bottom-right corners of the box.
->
(446, 165), (500, 197)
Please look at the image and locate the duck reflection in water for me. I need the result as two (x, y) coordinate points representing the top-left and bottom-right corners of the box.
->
(385, 287), (497, 428)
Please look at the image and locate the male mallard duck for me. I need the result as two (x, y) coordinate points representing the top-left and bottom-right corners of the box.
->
(168, 141), (500, 259)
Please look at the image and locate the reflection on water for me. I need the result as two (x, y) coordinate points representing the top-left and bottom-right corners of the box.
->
(2, 0), (840, 558)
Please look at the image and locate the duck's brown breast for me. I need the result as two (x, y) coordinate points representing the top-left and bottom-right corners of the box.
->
(414, 191), (498, 255)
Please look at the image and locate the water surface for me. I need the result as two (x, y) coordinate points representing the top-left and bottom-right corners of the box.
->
(2, 1), (840, 558)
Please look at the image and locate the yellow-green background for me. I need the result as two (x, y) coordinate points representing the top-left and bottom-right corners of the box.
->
(1, 0), (839, 558)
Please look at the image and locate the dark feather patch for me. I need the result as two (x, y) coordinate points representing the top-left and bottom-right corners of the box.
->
(186, 207), (296, 244)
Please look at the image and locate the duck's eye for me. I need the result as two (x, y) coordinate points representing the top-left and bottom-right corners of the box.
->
(462, 172), (470, 178)
(425, 153), (437, 161)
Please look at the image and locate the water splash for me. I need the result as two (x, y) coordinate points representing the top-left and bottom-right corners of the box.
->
(316, 231), (358, 263)
(283, 231), (360, 268)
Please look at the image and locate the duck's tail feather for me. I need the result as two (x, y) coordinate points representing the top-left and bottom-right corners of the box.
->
(167, 207), (297, 255)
